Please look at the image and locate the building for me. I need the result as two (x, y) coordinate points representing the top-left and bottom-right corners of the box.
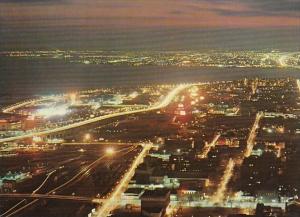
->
(178, 179), (208, 194)
(1, 179), (17, 193)
(122, 187), (144, 203)
(0, 120), (10, 130)
(0, 113), (23, 130)
(21, 116), (44, 131)
(140, 189), (170, 217)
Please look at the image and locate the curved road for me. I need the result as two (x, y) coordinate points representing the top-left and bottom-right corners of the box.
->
(0, 84), (193, 144)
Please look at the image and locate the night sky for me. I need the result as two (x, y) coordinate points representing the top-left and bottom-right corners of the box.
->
(0, 1), (299, 94)
(0, 0), (299, 51)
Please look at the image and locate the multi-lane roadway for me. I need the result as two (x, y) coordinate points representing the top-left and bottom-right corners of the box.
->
(0, 84), (193, 144)
(95, 143), (153, 217)
(245, 112), (263, 157)
(1, 84), (194, 217)
(198, 134), (220, 159)
(1, 145), (139, 217)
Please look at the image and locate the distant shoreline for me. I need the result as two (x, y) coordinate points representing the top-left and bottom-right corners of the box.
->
(1, 57), (300, 96)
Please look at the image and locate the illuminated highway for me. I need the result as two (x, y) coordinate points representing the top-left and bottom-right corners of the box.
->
(2, 96), (62, 114)
(209, 112), (263, 206)
(211, 158), (235, 204)
(296, 79), (300, 93)
(0, 170), (56, 217)
(48, 146), (135, 195)
(198, 134), (220, 159)
(245, 112), (263, 157)
(0, 84), (193, 143)
(2, 146), (135, 217)
(0, 84), (191, 216)
(278, 52), (300, 69)
(2, 79), (297, 217)
(95, 143), (153, 217)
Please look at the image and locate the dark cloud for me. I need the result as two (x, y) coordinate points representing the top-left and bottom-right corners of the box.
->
(252, 0), (300, 12)
(213, 8), (299, 18)
(249, 0), (300, 17)
(203, 0), (300, 17)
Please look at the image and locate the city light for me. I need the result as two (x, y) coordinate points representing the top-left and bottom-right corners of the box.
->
(32, 136), (42, 143)
(36, 105), (69, 118)
(84, 133), (91, 141)
(1, 77), (299, 217)
(129, 91), (139, 99)
(105, 147), (115, 155)
(211, 158), (235, 204)
(69, 93), (77, 105)
(96, 143), (152, 216)
(2, 0), (300, 215)
(245, 112), (263, 157)
(0, 83), (191, 143)
(2, 51), (300, 69)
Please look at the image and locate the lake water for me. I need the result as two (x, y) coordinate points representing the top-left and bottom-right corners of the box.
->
(1, 57), (300, 98)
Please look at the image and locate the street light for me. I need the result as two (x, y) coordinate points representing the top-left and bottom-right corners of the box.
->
(78, 148), (85, 153)
(106, 147), (115, 155)
(70, 93), (77, 105)
(84, 133), (91, 142)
